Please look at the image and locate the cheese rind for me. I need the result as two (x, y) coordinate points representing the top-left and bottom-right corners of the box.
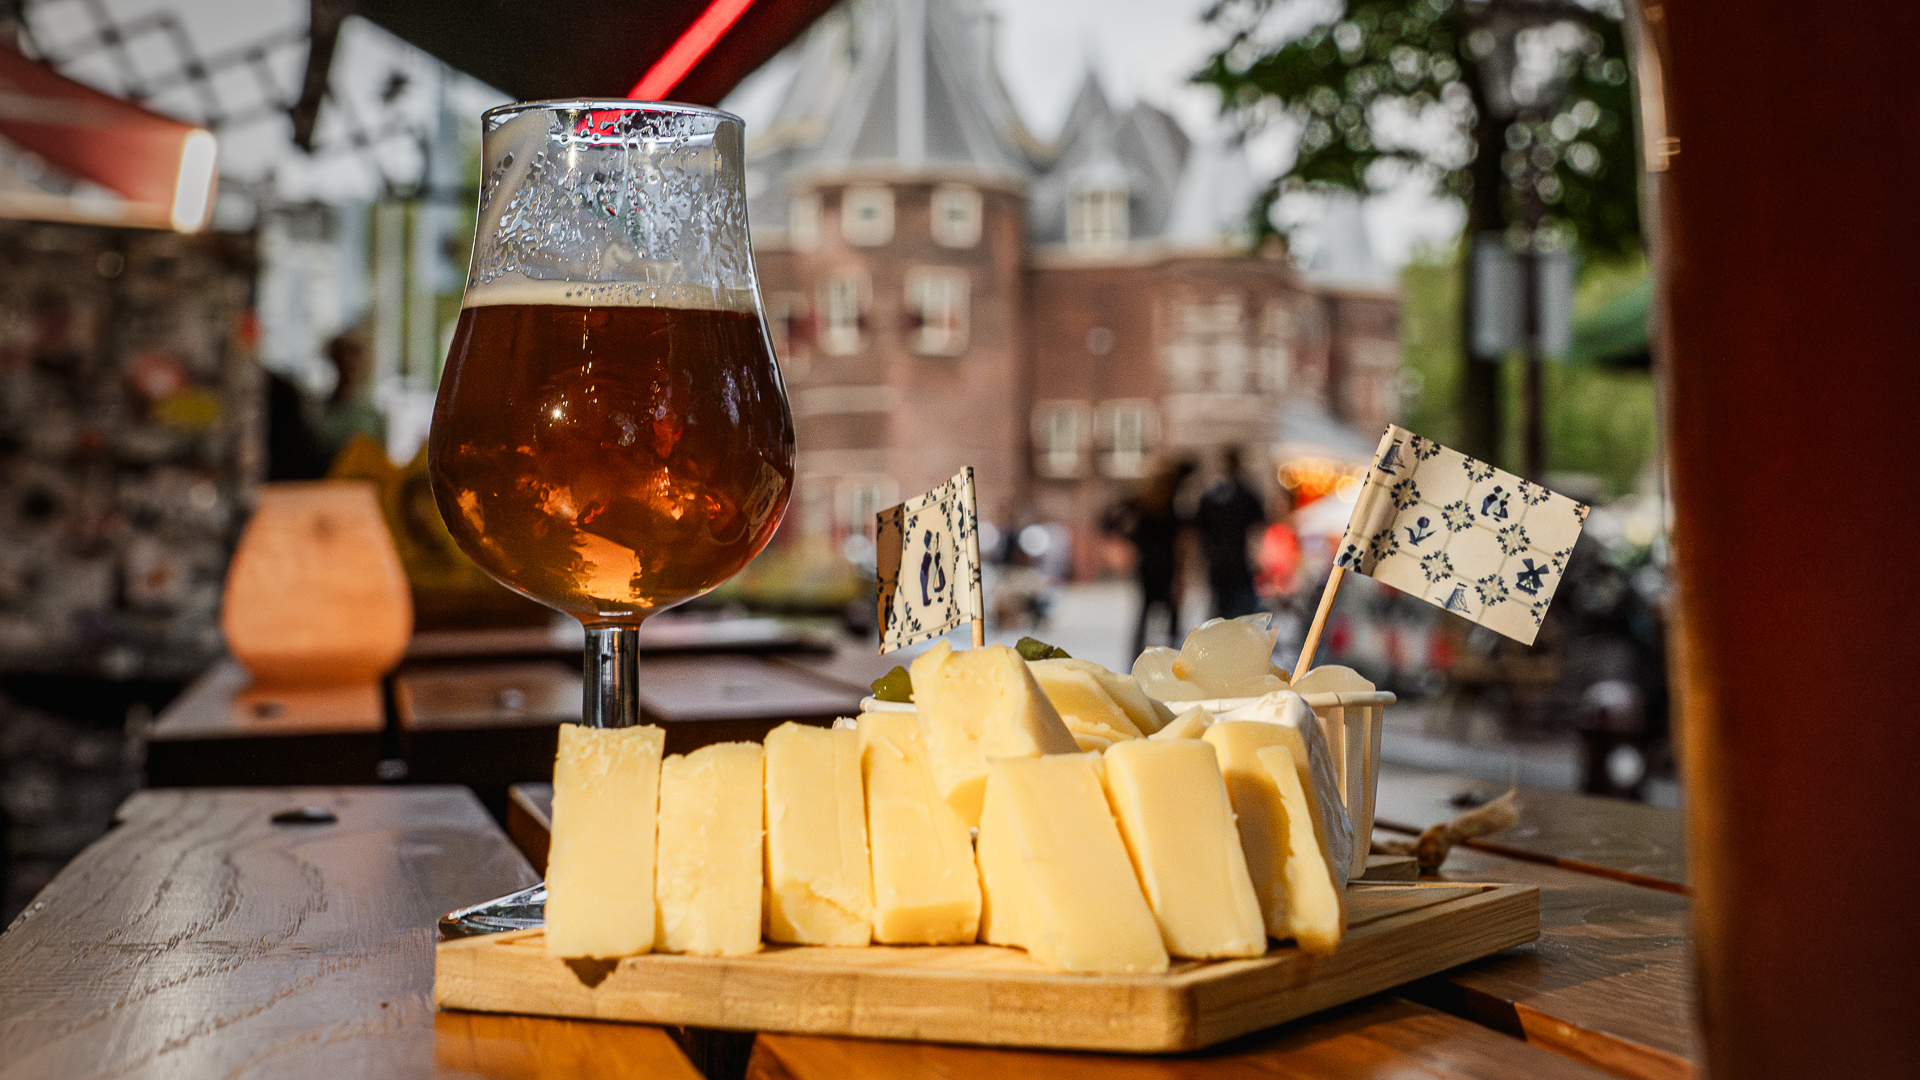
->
(908, 641), (1079, 827)
(859, 711), (981, 944)
(1029, 660), (1144, 751)
(1256, 744), (1347, 955)
(976, 755), (1169, 974)
(764, 722), (872, 946)
(1102, 739), (1266, 959)
(654, 742), (765, 956)
(1216, 692), (1355, 883)
(544, 723), (665, 960)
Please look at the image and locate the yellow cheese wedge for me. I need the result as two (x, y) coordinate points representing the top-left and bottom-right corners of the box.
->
(1205, 720), (1317, 940)
(1148, 706), (1215, 740)
(1256, 744), (1347, 955)
(858, 711), (981, 944)
(544, 723), (665, 960)
(1215, 693), (1355, 883)
(908, 641), (1079, 827)
(973, 768), (1031, 948)
(1046, 657), (1173, 733)
(1029, 660), (1145, 751)
(764, 722), (872, 946)
(975, 754), (1169, 974)
(1102, 739), (1266, 959)
(654, 742), (764, 956)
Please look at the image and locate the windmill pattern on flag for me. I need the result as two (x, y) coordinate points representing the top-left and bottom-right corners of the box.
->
(1335, 426), (1589, 646)
(875, 467), (985, 653)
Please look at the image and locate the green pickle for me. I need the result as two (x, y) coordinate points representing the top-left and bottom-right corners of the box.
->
(869, 666), (915, 703)
(1014, 636), (1071, 661)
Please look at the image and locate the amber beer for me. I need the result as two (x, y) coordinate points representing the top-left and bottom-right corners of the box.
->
(428, 287), (794, 623)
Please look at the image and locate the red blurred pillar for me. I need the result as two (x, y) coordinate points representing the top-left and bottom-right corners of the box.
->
(1659, 2), (1920, 1076)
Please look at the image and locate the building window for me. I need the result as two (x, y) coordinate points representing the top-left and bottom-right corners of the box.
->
(1032, 401), (1092, 479)
(840, 185), (894, 246)
(1066, 187), (1128, 255)
(904, 268), (970, 356)
(790, 193), (822, 252)
(765, 291), (807, 365)
(836, 474), (899, 567)
(818, 272), (867, 355)
(1164, 295), (1249, 392)
(930, 183), (983, 248)
(1097, 399), (1159, 479)
(1258, 304), (1293, 393)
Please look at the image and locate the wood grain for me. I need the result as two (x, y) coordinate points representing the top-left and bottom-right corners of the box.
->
(0, 786), (575, 1079)
(144, 660), (387, 787)
(435, 882), (1538, 1054)
(1406, 845), (1697, 1080)
(1372, 763), (1688, 891)
(434, 1010), (701, 1079)
(745, 996), (1618, 1079)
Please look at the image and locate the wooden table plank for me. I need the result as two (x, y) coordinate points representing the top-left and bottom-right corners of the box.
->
(0, 785), (694, 1079)
(1372, 763), (1688, 891)
(145, 659), (387, 787)
(434, 1011), (702, 1079)
(1409, 845), (1696, 1080)
(745, 997), (1618, 1079)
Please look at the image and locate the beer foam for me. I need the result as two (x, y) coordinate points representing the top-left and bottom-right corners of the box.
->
(462, 275), (757, 313)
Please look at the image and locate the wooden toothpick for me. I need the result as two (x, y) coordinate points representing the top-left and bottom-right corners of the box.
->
(1292, 564), (1345, 679)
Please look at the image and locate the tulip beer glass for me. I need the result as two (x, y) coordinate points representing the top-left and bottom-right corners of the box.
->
(430, 101), (794, 728)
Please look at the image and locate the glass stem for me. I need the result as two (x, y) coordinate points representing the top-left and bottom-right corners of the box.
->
(583, 625), (641, 728)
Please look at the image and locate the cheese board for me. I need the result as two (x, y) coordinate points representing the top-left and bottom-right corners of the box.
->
(435, 879), (1538, 1053)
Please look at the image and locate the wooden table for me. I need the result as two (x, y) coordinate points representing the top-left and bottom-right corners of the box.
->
(502, 773), (1698, 1080)
(0, 785), (700, 1079)
(145, 659), (389, 787)
(1373, 762), (1689, 892)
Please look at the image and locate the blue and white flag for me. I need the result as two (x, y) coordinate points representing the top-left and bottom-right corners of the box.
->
(875, 467), (984, 654)
(1335, 427), (1588, 645)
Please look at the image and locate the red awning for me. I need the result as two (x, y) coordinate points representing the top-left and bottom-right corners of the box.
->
(0, 40), (216, 231)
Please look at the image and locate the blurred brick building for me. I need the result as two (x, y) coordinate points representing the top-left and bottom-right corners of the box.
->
(745, 0), (1400, 572)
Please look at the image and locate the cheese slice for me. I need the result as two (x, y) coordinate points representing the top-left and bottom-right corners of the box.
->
(1256, 744), (1347, 955)
(859, 711), (980, 944)
(1045, 657), (1173, 734)
(1029, 660), (1144, 751)
(1204, 719), (1342, 941)
(908, 641), (1079, 827)
(1216, 692), (1355, 884)
(1149, 706), (1215, 740)
(764, 722), (872, 946)
(1101, 739), (1265, 959)
(544, 723), (665, 960)
(654, 742), (764, 956)
(973, 766), (1031, 948)
(975, 754), (1168, 974)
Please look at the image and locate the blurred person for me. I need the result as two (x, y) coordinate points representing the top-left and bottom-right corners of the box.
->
(1196, 446), (1266, 619)
(317, 333), (383, 454)
(1256, 485), (1302, 603)
(1113, 458), (1196, 656)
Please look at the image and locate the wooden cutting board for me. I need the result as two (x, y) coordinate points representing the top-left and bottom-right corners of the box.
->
(436, 881), (1537, 1053)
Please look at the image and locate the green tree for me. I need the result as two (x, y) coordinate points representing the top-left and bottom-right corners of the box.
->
(1195, 0), (1642, 461)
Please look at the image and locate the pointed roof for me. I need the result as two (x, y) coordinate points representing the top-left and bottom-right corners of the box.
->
(811, 0), (1035, 178)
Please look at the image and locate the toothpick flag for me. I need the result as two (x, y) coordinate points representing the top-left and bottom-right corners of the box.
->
(875, 467), (985, 654)
(1334, 426), (1589, 645)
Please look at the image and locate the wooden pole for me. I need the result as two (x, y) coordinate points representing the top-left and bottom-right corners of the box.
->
(1292, 564), (1345, 679)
